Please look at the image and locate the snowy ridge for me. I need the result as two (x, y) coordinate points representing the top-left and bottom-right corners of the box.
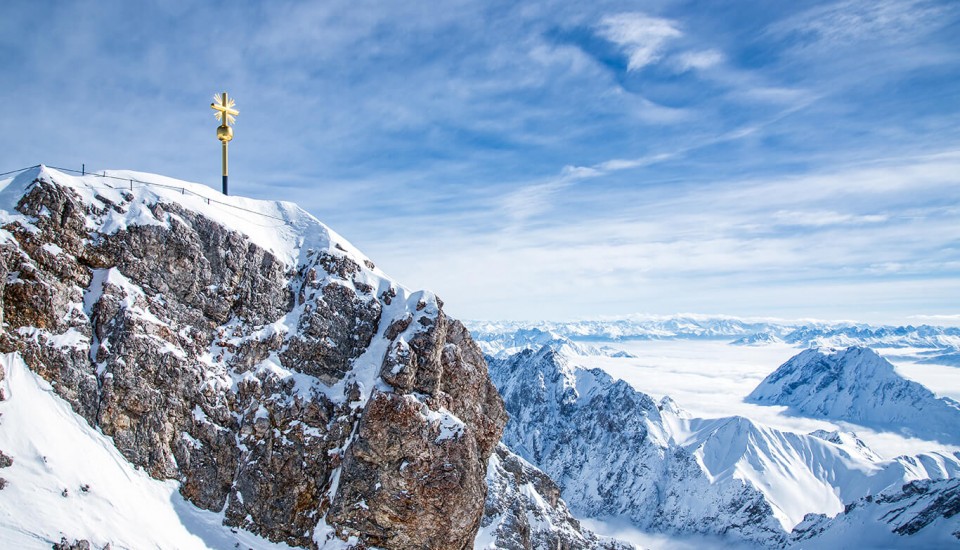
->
(476, 444), (634, 550)
(488, 345), (960, 546)
(747, 347), (960, 444)
(0, 165), (374, 270)
(792, 478), (960, 548)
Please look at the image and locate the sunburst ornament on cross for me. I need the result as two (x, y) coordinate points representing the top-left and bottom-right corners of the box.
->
(210, 92), (239, 195)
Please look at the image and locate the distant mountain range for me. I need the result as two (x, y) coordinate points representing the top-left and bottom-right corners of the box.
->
(467, 316), (960, 365)
(472, 327), (636, 359)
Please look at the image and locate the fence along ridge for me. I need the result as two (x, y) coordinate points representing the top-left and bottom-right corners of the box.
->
(3, 164), (295, 226)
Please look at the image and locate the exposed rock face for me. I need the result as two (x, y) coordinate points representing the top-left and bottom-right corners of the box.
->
(0, 167), (506, 549)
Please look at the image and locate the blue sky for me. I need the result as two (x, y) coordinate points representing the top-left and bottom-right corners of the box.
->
(2, 0), (959, 323)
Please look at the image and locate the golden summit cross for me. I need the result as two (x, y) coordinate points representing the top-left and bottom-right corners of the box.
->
(211, 92), (239, 195)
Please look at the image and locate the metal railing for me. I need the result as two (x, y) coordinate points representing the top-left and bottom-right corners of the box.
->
(1, 164), (291, 227)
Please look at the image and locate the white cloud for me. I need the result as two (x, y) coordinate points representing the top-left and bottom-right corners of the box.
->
(596, 153), (675, 172)
(771, 210), (889, 227)
(597, 13), (682, 71)
(358, 149), (960, 321)
(673, 49), (724, 72)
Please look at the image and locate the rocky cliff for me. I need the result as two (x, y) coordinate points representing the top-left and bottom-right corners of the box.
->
(0, 166), (508, 549)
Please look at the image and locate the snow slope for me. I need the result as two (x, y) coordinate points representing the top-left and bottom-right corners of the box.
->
(747, 347), (960, 444)
(0, 353), (297, 550)
(792, 478), (960, 548)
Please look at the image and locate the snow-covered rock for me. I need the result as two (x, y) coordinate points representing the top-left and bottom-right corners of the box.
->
(747, 347), (960, 444)
(791, 478), (960, 548)
(808, 429), (882, 461)
(488, 345), (960, 547)
(476, 444), (634, 550)
(0, 353), (297, 550)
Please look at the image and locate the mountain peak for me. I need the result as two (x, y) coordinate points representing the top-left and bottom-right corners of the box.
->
(748, 346), (960, 444)
(1, 165), (376, 271)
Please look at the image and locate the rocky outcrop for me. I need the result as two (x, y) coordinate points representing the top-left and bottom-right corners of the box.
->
(0, 167), (506, 549)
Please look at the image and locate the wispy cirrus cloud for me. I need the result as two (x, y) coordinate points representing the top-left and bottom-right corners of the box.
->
(768, 0), (955, 50)
(1, 0), (957, 323)
(771, 210), (889, 228)
(367, 149), (960, 320)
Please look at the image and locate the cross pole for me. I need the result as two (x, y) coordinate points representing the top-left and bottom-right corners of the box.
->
(211, 92), (239, 195)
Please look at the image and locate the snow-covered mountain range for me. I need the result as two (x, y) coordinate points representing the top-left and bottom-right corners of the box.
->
(467, 317), (960, 365)
(469, 316), (782, 342)
(747, 346), (960, 445)
(473, 327), (634, 359)
(488, 344), (960, 547)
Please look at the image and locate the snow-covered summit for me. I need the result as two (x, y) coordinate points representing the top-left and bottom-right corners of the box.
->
(0, 165), (373, 271)
(748, 346), (960, 444)
(730, 331), (784, 346)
